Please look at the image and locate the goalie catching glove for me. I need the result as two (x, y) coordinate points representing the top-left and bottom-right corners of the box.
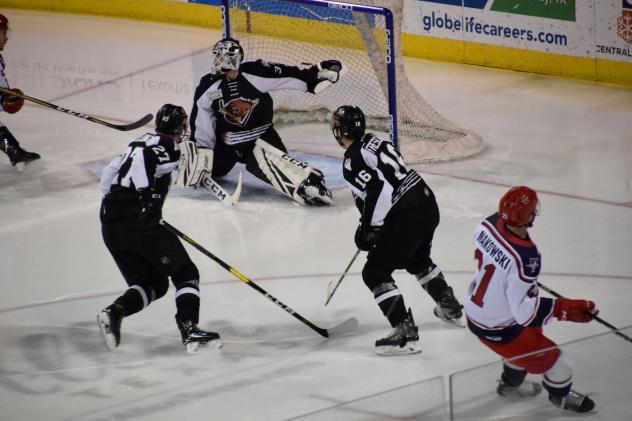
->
(307, 60), (342, 94)
(176, 139), (214, 187)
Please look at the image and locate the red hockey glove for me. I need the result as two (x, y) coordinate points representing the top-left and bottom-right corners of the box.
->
(2, 88), (25, 114)
(553, 298), (598, 323)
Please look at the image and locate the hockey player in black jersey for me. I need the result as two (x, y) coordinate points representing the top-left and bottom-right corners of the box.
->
(178, 37), (339, 206)
(331, 105), (464, 356)
(97, 104), (221, 354)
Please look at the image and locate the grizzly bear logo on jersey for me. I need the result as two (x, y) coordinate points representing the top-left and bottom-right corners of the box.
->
(218, 98), (259, 126)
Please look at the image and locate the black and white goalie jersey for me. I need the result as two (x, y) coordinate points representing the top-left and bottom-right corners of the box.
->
(343, 133), (425, 227)
(190, 60), (315, 151)
(100, 133), (180, 223)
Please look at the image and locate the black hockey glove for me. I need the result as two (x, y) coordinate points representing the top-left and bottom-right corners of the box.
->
(140, 188), (163, 230)
(307, 60), (342, 94)
(354, 225), (380, 251)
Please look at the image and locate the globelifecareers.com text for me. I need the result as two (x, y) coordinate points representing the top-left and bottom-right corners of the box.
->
(422, 12), (568, 46)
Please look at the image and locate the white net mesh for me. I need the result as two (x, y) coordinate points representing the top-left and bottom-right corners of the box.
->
(225, 0), (483, 163)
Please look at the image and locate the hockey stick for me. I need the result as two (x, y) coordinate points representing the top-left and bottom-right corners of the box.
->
(161, 220), (358, 338)
(200, 172), (242, 207)
(325, 249), (361, 306)
(0, 87), (152, 131)
(538, 281), (632, 344)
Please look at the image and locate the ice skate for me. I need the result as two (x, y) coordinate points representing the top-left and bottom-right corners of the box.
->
(433, 286), (465, 327)
(97, 304), (124, 351)
(497, 379), (542, 398)
(549, 390), (595, 413)
(177, 320), (222, 354)
(375, 310), (421, 356)
(12, 150), (41, 172)
(2, 139), (40, 172)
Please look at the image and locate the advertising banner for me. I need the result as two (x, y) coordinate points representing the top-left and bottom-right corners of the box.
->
(406, 0), (631, 63)
(596, 0), (632, 61)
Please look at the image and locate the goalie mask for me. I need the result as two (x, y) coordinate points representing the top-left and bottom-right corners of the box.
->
(499, 186), (540, 227)
(210, 38), (244, 74)
(331, 105), (366, 148)
(155, 104), (188, 140)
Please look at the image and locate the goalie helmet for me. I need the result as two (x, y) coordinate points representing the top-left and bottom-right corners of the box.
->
(155, 104), (188, 139)
(331, 105), (366, 147)
(499, 186), (540, 227)
(210, 38), (244, 74)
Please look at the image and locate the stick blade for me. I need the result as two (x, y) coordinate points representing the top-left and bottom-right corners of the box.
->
(324, 281), (335, 306)
(231, 172), (243, 207)
(325, 317), (359, 338)
(112, 113), (153, 131)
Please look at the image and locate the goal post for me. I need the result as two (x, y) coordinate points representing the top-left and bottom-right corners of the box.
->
(220, 0), (483, 163)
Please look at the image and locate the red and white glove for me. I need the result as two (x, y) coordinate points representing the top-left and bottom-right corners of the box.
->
(2, 88), (25, 114)
(553, 298), (598, 323)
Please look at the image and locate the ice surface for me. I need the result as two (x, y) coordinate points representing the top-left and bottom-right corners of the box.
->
(1, 9), (631, 421)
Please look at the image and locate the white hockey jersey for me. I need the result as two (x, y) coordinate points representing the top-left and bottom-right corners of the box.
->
(464, 213), (554, 343)
(99, 133), (180, 223)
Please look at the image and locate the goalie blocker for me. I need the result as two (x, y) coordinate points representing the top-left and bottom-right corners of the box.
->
(176, 140), (214, 188)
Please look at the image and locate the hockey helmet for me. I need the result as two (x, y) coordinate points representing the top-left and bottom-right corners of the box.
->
(155, 104), (188, 139)
(499, 186), (540, 227)
(331, 105), (366, 147)
(210, 38), (244, 74)
(0, 14), (8, 32)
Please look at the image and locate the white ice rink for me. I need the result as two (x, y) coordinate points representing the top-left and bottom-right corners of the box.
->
(1, 9), (631, 421)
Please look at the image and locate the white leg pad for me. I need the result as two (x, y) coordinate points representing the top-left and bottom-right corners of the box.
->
(252, 139), (331, 205)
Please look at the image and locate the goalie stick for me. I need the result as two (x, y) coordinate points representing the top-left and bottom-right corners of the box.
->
(0, 87), (152, 131)
(325, 249), (361, 306)
(161, 220), (358, 338)
(200, 172), (242, 207)
(538, 281), (632, 344)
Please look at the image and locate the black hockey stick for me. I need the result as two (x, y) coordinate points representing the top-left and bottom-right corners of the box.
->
(325, 249), (361, 306)
(0, 87), (152, 131)
(538, 281), (632, 344)
(161, 220), (358, 338)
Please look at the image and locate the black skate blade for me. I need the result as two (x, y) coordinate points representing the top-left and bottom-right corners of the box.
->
(325, 317), (359, 338)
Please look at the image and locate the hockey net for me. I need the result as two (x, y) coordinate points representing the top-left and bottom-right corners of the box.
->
(223, 0), (483, 163)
